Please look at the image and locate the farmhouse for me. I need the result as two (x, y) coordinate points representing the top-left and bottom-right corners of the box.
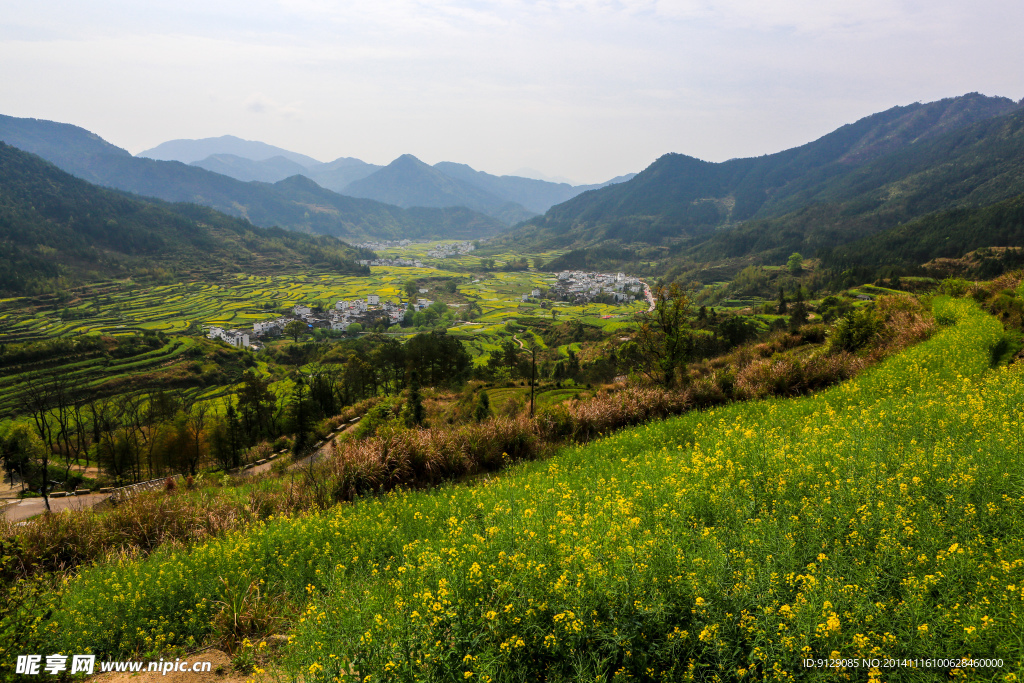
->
(207, 326), (250, 347)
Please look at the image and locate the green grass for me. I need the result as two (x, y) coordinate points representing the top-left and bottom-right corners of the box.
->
(8, 296), (1024, 681)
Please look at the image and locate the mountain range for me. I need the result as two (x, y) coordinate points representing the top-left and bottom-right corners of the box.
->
(0, 142), (373, 294)
(0, 116), (507, 242)
(503, 92), (1024, 276)
(6, 91), (1024, 284)
(140, 135), (635, 221)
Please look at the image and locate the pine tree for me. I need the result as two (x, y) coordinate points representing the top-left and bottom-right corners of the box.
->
(474, 390), (492, 422)
(405, 371), (425, 427)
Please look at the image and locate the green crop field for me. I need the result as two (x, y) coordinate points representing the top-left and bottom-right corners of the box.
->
(0, 258), (644, 368)
(11, 296), (1023, 680)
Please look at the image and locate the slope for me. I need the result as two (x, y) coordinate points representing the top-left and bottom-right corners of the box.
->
(508, 93), (1023, 254)
(0, 116), (504, 241)
(190, 153), (310, 183)
(0, 142), (372, 294)
(15, 298), (1023, 677)
(820, 192), (1024, 277)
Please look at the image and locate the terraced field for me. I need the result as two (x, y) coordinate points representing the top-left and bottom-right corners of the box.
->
(0, 247), (645, 425)
(0, 252), (644, 361)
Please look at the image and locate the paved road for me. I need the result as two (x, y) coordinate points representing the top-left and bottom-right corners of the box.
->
(2, 492), (110, 523)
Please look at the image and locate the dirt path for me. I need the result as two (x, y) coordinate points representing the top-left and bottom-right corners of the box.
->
(3, 492), (110, 523)
(1, 470), (24, 501)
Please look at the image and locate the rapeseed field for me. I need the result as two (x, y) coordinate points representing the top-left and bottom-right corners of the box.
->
(7, 297), (1023, 681)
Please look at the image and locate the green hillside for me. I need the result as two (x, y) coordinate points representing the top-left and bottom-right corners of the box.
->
(0, 116), (506, 241)
(503, 93), (1024, 265)
(0, 142), (372, 294)
(821, 193), (1024, 277)
(8, 296), (1023, 679)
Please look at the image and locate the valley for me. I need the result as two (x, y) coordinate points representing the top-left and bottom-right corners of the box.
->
(3, 91), (1024, 681)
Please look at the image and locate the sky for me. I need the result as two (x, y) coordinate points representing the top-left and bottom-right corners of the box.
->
(2, 1), (1022, 184)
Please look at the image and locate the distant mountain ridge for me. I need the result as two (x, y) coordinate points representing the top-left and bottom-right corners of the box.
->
(139, 134), (322, 166)
(137, 135), (636, 221)
(0, 115), (506, 242)
(506, 93), (1024, 263)
(0, 142), (372, 294)
(342, 154), (538, 225)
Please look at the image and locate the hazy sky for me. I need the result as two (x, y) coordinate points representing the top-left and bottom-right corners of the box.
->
(2, 1), (1022, 184)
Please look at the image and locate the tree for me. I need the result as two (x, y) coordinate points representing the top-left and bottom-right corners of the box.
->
(777, 287), (788, 314)
(404, 279), (420, 302)
(289, 376), (311, 455)
(1, 424), (46, 500)
(474, 390), (492, 422)
(789, 288), (808, 329)
(284, 319), (308, 343)
(236, 370), (277, 443)
(787, 252), (804, 275)
(533, 257), (545, 270)
(634, 283), (694, 387)
(403, 371), (425, 427)
(182, 401), (210, 476)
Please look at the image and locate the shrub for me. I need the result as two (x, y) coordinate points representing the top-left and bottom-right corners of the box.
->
(352, 397), (404, 440)
(829, 308), (882, 353)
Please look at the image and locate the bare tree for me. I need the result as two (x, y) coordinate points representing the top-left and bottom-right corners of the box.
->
(20, 378), (57, 510)
(182, 401), (211, 476)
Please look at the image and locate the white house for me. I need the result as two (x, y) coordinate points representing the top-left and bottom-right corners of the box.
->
(208, 326), (249, 347)
(368, 294), (380, 305)
(253, 321), (273, 336)
(294, 304), (312, 317)
(224, 330), (250, 348)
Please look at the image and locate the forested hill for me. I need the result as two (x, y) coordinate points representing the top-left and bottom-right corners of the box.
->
(0, 143), (374, 295)
(820, 192), (1024, 278)
(0, 115), (506, 242)
(505, 93), (1024, 258)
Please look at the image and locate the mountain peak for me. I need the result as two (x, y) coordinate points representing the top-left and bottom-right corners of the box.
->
(138, 136), (322, 167)
(390, 153), (427, 166)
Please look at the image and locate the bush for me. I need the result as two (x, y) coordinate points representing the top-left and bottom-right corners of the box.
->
(829, 308), (882, 353)
(352, 397), (404, 440)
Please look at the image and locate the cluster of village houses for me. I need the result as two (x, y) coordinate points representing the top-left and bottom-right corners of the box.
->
(207, 294), (436, 347)
(426, 241), (475, 258)
(356, 257), (425, 268)
(204, 270), (647, 349)
(550, 271), (644, 303)
(354, 239), (413, 250)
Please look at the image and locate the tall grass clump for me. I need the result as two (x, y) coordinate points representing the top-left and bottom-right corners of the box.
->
(299, 415), (541, 506)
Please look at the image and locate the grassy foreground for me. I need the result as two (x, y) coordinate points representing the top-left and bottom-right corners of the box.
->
(5, 296), (1024, 682)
